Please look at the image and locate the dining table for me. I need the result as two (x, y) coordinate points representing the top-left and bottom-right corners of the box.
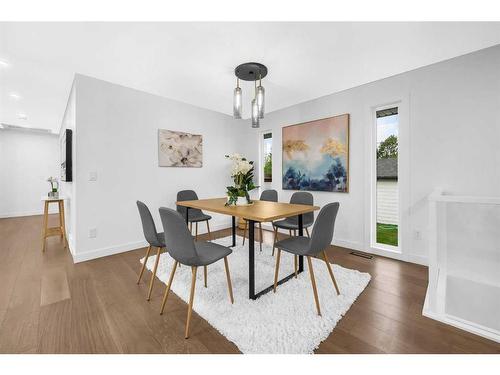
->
(176, 197), (320, 300)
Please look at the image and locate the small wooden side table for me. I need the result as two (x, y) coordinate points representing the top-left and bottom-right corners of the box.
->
(41, 196), (67, 252)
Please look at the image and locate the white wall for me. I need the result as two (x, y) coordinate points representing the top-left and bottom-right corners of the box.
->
(0, 129), (59, 218)
(248, 45), (500, 265)
(376, 180), (398, 225)
(70, 74), (245, 262)
(59, 83), (77, 252)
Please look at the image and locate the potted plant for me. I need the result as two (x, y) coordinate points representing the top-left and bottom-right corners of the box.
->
(47, 176), (59, 198)
(225, 153), (258, 206)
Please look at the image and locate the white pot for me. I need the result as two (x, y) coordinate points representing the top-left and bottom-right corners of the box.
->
(236, 196), (248, 206)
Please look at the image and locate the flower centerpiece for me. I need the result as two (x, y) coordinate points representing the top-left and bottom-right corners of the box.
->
(47, 176), (59, 198)
(225, 153), (258, 206)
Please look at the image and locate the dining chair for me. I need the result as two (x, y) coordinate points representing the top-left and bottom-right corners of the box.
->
(158, 207), (234, 339)
(176, 190), (213, 241)
(273, 202), (341, 316)
(177, 190), (212, 286)
(242, 189), (278, 252)
(136, 201), (167, 301)
(272, 192), (314, 256)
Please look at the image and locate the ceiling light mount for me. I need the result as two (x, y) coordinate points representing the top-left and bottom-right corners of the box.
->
(234, 62), (268, 81)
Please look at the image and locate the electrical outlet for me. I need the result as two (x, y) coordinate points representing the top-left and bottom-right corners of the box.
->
(88, 228), (97, 238)
(89, 171), (97, 181)
(414, 230), (422, 240)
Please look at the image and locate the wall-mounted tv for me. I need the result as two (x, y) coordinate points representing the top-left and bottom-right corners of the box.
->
(61, 129), (73, 182)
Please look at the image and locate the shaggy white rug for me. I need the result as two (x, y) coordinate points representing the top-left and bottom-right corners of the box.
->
(142, 236), (371, 353)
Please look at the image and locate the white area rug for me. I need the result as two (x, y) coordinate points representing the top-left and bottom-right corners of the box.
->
(142, 236), (371, 353)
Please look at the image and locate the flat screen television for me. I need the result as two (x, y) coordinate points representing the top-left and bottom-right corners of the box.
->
(61, 129), (72, 182)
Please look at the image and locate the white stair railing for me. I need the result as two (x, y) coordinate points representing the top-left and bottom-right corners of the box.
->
(424, 189), (500, 343)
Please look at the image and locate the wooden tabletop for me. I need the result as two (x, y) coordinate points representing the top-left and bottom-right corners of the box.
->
(176, 197), (319, 222)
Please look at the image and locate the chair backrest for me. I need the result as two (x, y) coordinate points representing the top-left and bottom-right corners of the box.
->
(136, 201), (160, 245)
(159, 207), (198, 263)
(176, 190), (203, 217)
(308, 202), (340, 254)
(287, 191), (314, 225)
(260, 189), (278, 202)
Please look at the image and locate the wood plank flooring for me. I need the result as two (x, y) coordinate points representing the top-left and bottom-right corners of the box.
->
(0, 214), (498, 354)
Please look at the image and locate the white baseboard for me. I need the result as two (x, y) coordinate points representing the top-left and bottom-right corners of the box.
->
(406, 253), (428, 266)
(71, 221), (231, 264)
(72, 239), (149, 263)
(0, 208), (58, 219)
(261, 222), (363, 252)
(261, 222), (427, 265)
(71, 221), (429, 267)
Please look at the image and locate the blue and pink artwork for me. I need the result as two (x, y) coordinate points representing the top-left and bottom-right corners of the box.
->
(282, 114), (349, 192)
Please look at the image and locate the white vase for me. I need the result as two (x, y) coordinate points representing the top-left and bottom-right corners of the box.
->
(236, 196), (248, 206)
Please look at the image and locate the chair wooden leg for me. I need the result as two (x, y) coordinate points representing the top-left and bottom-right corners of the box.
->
(204, 265), (207, 288)
(41, 201), (49, 252)
(259, 222), (263, 252)
(185, 266), (197, 339)
(294, 229), (297, 236)
(294, 255), (298, 278)
(272, 226), (278, 256)
(206, 220), (212, 241)
(306, 256), (321, 316)
(195, 222), (198, 241)
(147, 247), (161, 301)
(59, 201), (67, 248)
(58, 201), (63, 238)
(273, 249), (281, 292)
(160, 260), (178, 315)
(289, 230), (292, 237)
(137, 245), (152, 284)
(322, 251), (340, 295)
(242, 219), (247, 245)
(305, 227), (310, 238)
(223, 257), (234, 304)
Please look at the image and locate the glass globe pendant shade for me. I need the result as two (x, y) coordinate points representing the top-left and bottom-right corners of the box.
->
(256, 85), (265, 119)
(233, 86), (242, 119)
(251, 98), (260, 128)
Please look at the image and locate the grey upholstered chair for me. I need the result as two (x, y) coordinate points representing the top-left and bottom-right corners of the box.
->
(158, 207), (234, 339)
(273, 202), (341, 316)
(272, 191), (314, 255)
(176, 190), (213, 241)
(242, 189), (278, 251)
(136, 201), (166, 301)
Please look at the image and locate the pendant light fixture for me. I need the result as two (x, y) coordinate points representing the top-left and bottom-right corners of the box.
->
(251, 80), (259, 127)
(233, 78), (242, 119)
(233, 62), (268, 127)
(256, 74), (265, 119)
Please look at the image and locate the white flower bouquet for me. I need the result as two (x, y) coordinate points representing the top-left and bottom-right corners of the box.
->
(225, 153), (258, 205)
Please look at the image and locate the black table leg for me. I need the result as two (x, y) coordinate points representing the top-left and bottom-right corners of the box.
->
(248, 219), (255, 299)
(231, 216), (236, 247)
(185, 207), (189, 225)
(298, 214), (304, 272)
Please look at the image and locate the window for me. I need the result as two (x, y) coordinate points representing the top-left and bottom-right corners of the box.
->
(262, 132), (272, 182)
(375, 107), (399, 248)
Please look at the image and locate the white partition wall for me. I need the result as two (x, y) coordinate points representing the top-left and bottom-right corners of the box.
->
(424, 190), (500, 342)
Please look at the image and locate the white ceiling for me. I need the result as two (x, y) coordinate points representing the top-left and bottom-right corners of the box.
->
(1, 22), (500, 133)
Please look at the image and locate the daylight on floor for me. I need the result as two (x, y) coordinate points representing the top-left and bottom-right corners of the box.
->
(0, 3), (499, 373)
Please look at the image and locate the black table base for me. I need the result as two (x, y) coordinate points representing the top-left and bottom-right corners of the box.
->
(186, 206), (304, 300)
(244, 215), (304, 300)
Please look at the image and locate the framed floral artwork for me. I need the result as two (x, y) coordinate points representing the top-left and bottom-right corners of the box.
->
(158, 129), (203, 167)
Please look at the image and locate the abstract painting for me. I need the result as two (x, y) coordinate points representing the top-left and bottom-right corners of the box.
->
(158, 129), (203, 167)
(282, 114), (349, 192)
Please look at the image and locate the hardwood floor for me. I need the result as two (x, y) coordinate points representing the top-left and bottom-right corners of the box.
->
(0, 214), (498, 354)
